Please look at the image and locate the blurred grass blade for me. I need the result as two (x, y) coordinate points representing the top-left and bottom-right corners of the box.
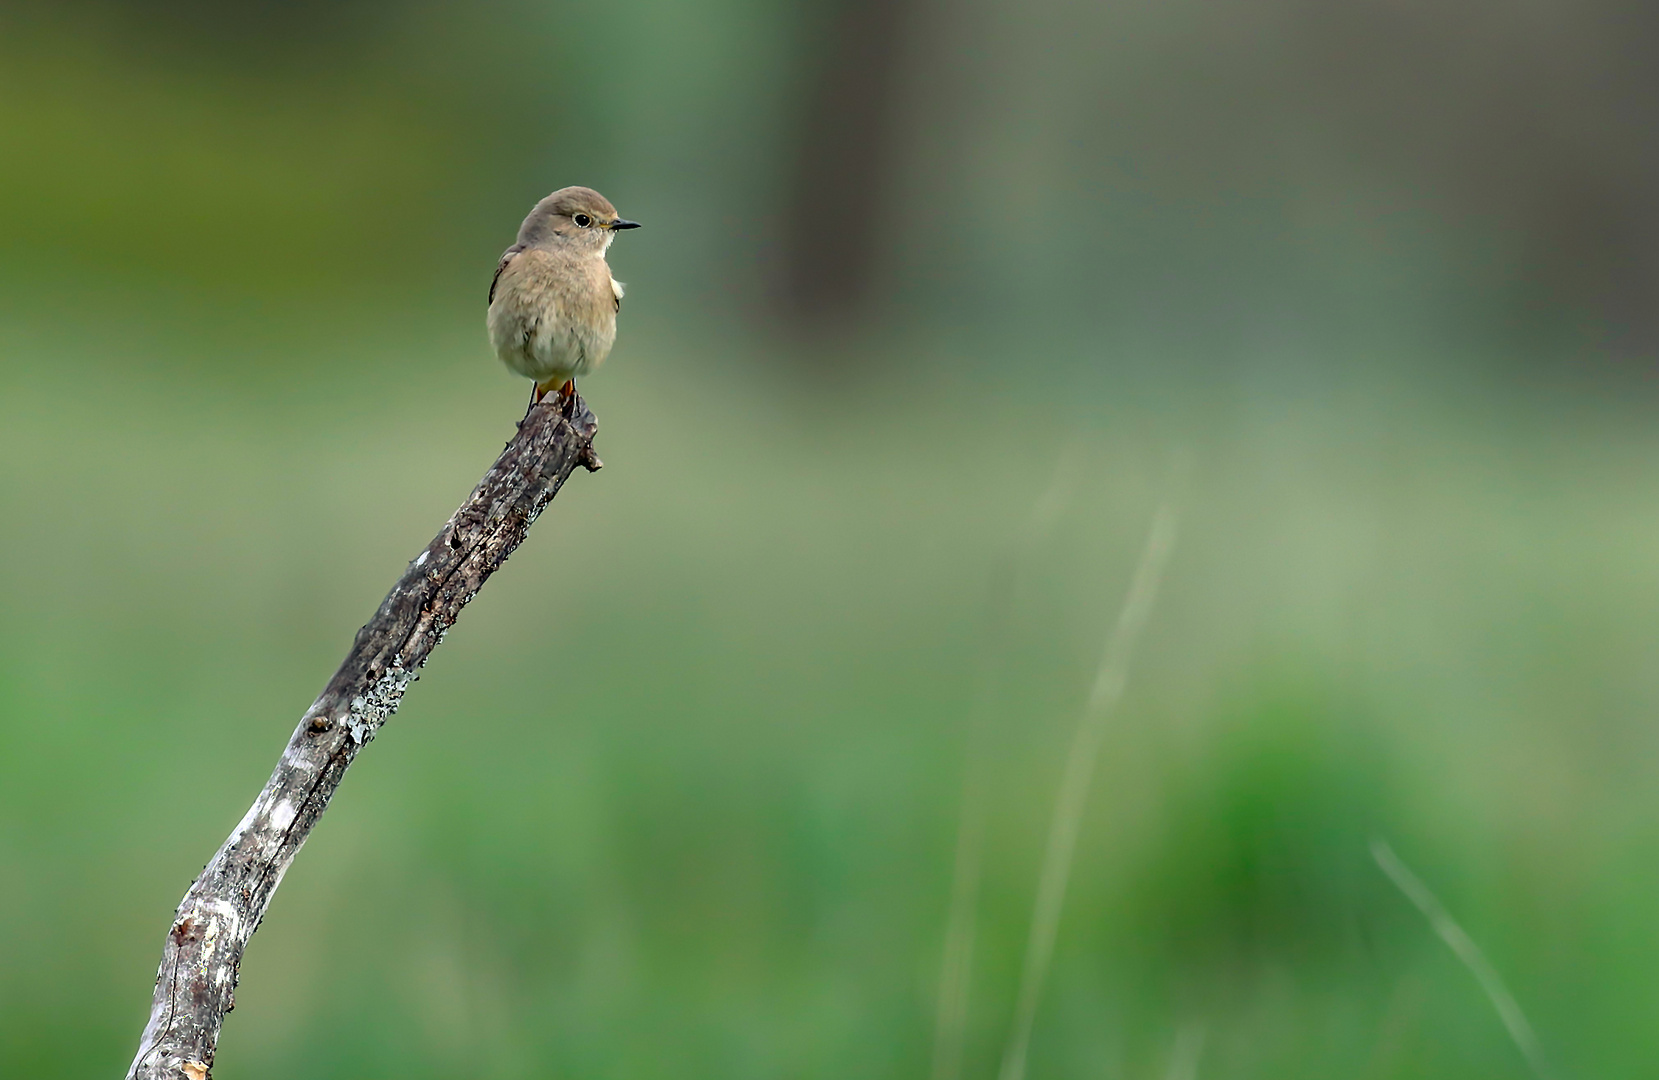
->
(932, 446), (1081, 1080)
(1371, 838), (1553, 1080)
(998, 503), (1179, 1080)
(1165, 1022), (1207, 1080)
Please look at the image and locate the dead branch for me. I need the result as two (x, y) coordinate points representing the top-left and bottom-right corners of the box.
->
(125, 391), (602, 1080)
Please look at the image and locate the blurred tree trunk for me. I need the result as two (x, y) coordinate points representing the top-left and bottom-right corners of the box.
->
(782, 0), (916, 322)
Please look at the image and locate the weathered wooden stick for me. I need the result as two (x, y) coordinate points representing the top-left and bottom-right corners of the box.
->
(125, 391), (601, 1080)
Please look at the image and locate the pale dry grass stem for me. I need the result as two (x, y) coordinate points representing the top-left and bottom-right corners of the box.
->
(931, 447), (1081, 1080)
(997, 504), (1179, 1080)
(1371, 838), (1553, 1080)
(1163, 1022), (1207, 1080)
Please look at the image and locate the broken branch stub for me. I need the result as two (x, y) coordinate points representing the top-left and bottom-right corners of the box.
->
(125, 391), (600, 1080)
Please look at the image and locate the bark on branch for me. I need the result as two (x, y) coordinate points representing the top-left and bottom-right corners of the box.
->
(125, 391), (602, 1080)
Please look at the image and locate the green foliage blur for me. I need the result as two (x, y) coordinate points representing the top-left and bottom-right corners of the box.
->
(4, 1), (1659, 1076)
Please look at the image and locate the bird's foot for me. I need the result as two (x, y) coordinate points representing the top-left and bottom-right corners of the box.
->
(526, 379), (578, 418)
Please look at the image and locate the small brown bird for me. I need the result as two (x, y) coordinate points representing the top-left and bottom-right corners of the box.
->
(487, 186), (640, 403)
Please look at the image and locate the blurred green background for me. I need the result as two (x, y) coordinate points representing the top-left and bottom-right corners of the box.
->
(4, 0), (1659, 1076)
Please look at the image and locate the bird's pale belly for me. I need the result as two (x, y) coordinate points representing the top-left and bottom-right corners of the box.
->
(488, 305), (615, 382)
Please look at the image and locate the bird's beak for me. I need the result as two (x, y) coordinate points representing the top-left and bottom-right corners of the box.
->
(608, 218), (642, 230)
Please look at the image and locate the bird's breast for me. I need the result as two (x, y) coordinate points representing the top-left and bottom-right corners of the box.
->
(487, 249), (618, 380)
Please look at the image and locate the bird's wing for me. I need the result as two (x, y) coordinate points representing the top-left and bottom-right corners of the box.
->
(489, 244), (525, 305)
(611, 275), (626, 313)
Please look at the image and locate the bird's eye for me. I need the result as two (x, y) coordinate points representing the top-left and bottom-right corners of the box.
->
(573, 213), (592, 228)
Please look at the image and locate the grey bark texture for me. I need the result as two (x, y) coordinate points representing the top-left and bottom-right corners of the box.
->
(125, 391), (601, 1080)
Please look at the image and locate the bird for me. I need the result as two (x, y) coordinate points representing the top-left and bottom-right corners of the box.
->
(487, 186), (640, 404)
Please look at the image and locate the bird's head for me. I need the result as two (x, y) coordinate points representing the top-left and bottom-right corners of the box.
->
(518, 186), (641, 252)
